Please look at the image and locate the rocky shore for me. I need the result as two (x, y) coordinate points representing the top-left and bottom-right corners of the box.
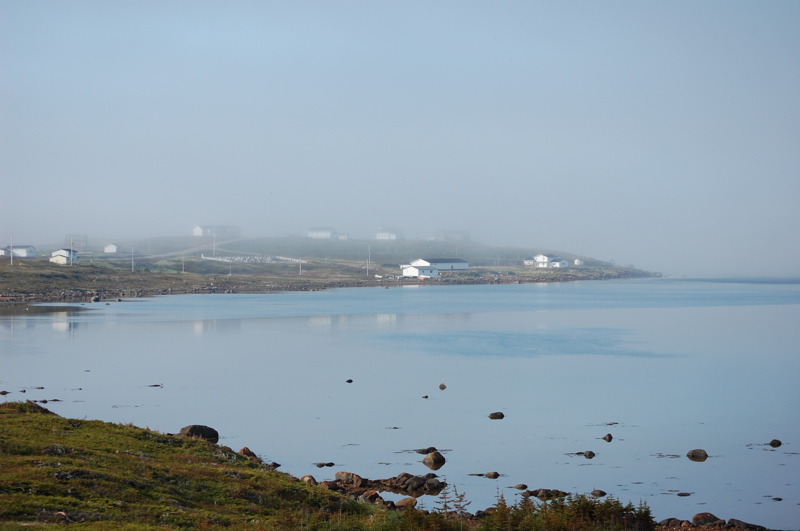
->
(173, 422), (784, 531)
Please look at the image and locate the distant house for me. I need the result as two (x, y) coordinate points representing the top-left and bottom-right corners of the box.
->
(308, 228), (337, 239)
(104, 244), (118, 254)
(193, 225), (241, 239)
(400, 258), (469, 278)
(532, 254), (552, 268)
(574, 259), (584, 266)
(50, 249), (79, 265)
(428, 231), (470, 241)
(376, 228), (404, 240)
(1, 245), (36, 258)
(525, 254), (569, 268)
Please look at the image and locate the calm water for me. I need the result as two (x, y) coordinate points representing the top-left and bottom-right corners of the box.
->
(2, 277), (799, 529)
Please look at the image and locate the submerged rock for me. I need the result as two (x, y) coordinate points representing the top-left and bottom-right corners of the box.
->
(488, 412), (505, 420)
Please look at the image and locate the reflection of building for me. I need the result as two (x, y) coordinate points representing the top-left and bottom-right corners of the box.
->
(1, 245), (36, 257)
(50, 249), (79, 265)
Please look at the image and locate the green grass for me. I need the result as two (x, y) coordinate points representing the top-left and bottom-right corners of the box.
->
(0, 401), (656, 530)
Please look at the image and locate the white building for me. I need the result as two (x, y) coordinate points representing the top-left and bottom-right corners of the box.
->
(308, 227), (337, 239)
(400, 258), (469, 278)
(50, 249), (79, 265)
(193, 225), (241, 239)
(104, 244), (118, 254)
(1, 245), (36, 258)
(532, 254), (552, 268)
(525, 254), (570, 268)
(376, 228), (403, 240)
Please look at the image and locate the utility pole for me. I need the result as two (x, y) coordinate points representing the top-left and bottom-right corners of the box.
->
(131, 248), (134, 272)
(367, 246), (371, 277)
(9, 234), (12, 266)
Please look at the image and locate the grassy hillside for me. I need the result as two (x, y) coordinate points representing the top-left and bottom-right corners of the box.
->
(0, 401), (656, 530)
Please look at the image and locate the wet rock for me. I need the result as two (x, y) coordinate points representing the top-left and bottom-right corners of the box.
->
(591, 489), (606, 497)
(485, 471), (500, 479)
(488, 412), (505, 420)
(422, 395), (429, 399)
(677, 492), (692, 497)
(602, 433), (613, 442)
(414, 447), (438, 455)
(583, 451), (596, 459)
(511, 484), (528, 490)
(768, 439), (782, 448)
(529, 488), (568, 500)
(693, 512), (723, 526)
(345, 379), (353, 383)
(422, 451), (446, 470)
(439, 383), (447, 391)
(178, 425), (219, 444)
(686, 449), (708, 462)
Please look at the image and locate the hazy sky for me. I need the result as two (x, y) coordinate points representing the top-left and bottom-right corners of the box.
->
(2, 1), (799, 276)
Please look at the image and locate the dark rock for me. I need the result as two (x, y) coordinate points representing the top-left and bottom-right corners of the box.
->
(693, 512), (723, 526)
(485, 471), (500, 479)
(686, 449), (708, 462)
(583, 450), (596, 459)
(422, 395), (428, 399)
(677, 492), (692, 497)
(414, 447), (438, 454)
(768, 439), (782, 448)
(422, 451), (446, 470)
(591, 489), (606, 497)
(346, 379), (353, 383)
(602, 433), (613, 442)
(511, 484), (527, 490)
(488, 412), (505, 420)
(178, 425), (219, 443)
(300, 475), (317, 485)
(439, 383), (447, 391)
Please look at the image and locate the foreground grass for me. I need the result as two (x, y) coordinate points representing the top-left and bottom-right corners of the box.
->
(0, 401), (655, 530)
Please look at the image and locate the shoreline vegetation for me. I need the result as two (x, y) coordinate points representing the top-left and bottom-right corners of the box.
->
(1, 237), (658, 306)
(0, 401), (779, 530)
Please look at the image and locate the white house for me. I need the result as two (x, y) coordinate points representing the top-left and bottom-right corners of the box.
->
(193, 225), (242, 239)
(376, 228), (403, 240)
(400, 258), (469, 278)
(1, 245), (36, 258)
(532, 254), (552, 268)
(574, 259), (584, 266)
(308, 227), (337, 239)
(525, 254), (570, 268)
(401, 264), (440, 278)
(104, 244), (118, 254)
(50, 249), (79, 265)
